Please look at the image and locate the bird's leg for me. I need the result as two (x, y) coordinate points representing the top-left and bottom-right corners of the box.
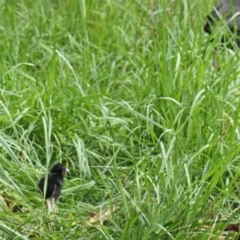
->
(50, 197), (55, 211)
(44, 199), (54, 212)
(45, 200), (52, 212)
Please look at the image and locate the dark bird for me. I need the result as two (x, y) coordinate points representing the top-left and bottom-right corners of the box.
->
(204, 0), (240, 46)
(38, 163), (69, 210)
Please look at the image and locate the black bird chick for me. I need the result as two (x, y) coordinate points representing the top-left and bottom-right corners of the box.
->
(38, 163), (69, 210)
(204, 0), (240, 46)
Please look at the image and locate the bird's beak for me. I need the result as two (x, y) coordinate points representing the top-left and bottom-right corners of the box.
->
(65, 168), (70, 173)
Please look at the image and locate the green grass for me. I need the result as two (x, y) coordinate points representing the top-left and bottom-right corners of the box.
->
(0, 0), (240, 239)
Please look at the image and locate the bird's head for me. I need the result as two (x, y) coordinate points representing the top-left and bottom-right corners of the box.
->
(50, 163), (69, 176)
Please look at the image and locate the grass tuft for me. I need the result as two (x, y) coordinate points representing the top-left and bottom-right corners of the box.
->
(1, 0), (240, 239)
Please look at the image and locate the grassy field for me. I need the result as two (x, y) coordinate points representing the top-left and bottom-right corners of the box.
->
(1, 0), (240, 239)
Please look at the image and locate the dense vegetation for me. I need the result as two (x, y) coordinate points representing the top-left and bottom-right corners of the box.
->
(0, 0), (240, 239)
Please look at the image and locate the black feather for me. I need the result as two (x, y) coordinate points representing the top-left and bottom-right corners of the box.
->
(38, 163), (69, 202)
